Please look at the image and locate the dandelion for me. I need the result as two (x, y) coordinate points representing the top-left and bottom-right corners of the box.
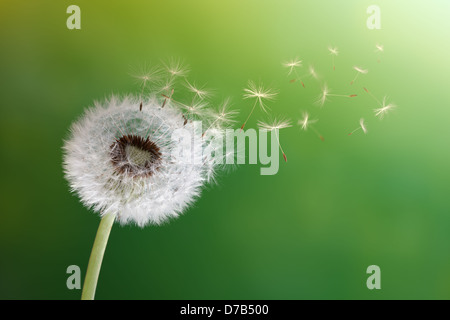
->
(63, 92), (231, 299)
(257, 118), (292, 162)
(241, 80), (277, 130)
(328, 46), (339, 70)
(316, 83), (357, 106)
(350, 66), (368, 85)
(298, 112), (324, 141)
(348, 118), (368, 135)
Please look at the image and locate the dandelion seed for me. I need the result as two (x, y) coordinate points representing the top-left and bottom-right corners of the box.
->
(298, 112), (317, 131)
(348, 118), (368, 135)
(163, 58), (190, 78)
(257, 118), (292, 162)
(374, 97), (395, 119)
(328, 46), (339, 70)
(179, 100), (210, 121)
(350, 66), (368, 85)
(241, 81), (278, 130)
(298, 112), (323, 141)
(308, 65), (319, 79)
(289, 64), (319, 88)
(203, 98), (238, 136)
(364, 87), (396, 119)
(283, 57), (302, 76)
(375, 44), (384, 63)
(131, 64), (162, 110)
(185, 80), (211, 101)
(158, 77), (175, 94)
(316, 83), (357, 106)
(156, 77), (176, 108)
(375, 44), (384, 52)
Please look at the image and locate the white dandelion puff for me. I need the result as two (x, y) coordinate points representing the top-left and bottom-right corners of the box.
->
(63, 95), (224, 227)
(348, 118), (368, 135)
(63, 93), (234, 300)
(241, 80), (278, 130)
(257, 118), (292, 162)
(350, 66), (368, 85)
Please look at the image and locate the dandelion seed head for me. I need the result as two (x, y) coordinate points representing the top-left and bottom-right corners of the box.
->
(63, 95), (226, 227)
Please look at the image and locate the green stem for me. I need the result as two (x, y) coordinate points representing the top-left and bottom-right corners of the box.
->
(81, 212), (116, 300)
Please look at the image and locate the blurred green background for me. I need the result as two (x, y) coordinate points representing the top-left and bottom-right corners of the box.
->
(1, 0), (450, 299)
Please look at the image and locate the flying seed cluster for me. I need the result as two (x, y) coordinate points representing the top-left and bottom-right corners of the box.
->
(239, 43), (396, 162)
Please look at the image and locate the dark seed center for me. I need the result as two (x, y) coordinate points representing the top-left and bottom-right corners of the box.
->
(110, 134), (162, 177)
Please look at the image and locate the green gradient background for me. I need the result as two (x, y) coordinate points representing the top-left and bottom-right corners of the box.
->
(1, 0), (450, 299)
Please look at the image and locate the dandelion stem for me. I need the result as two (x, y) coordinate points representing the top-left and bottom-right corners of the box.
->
(81, 212), (116, 300)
